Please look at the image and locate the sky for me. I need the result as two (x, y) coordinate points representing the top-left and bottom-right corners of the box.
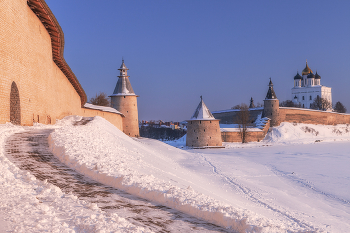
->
(45, 0), (350, 122)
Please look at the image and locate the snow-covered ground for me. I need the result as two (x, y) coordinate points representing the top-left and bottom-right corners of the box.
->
(1, 117), (350, 232)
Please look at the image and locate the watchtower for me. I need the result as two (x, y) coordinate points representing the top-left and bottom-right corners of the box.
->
(186, 96), (222, 147)
(110, 60), (139, 137)
(263, 78), (280, 127)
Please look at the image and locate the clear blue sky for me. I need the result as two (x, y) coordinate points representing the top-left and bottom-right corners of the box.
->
(45, 0), (350, 122)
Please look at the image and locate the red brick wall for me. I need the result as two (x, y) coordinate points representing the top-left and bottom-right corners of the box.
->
(280, 108), (350, 125)
(0, 0), (124, 130)
(221, 120), (270, 143)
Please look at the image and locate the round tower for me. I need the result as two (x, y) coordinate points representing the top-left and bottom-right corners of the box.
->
(263, 78), (280, 127)
(110, 60), (139, 137)
(186, 96), (222, 148)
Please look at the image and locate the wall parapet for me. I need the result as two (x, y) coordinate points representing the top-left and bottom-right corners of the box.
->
(27, 0), (87, 106)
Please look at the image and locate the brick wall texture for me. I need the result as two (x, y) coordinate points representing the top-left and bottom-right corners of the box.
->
(221, 120), (270, 143)
(280, 108), (350, 125)
(0, 0), (124, 131)
(186, 120), (222, 147)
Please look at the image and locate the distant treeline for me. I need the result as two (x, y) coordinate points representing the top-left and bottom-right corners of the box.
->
(139, 126), (186, 141)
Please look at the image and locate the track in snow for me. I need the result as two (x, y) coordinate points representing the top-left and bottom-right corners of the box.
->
(5, 129), (231, 233)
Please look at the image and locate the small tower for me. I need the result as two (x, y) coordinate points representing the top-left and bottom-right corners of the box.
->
(110, 59), (139, 137)
(249, 97), (255, 108)
(186, 96), (222, 148)
(263, 78), (280, 127)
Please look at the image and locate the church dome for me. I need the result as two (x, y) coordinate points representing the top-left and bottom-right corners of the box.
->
(302, 61), (313, 75)
(307, 72), (315, 79)
(315, 71), (321, 79)
(294, 72), (302, 79)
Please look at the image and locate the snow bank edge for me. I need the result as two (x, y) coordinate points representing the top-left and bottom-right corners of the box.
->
(48, 134), (254, 232)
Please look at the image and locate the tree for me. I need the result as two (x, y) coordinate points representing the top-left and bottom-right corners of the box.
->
(231, 104), (241, 109)
(279, 100), (301, 108)
(310, 96), (332, 111)
(237, 103), (250, 143)
(334, 101), (347, 113)
(89, 92), (110, 107)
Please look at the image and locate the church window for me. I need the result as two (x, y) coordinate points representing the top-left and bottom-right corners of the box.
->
(310, 96), (312, 100)
(317, 95), (319, 99)
(302, 96), (305, 100)
(303, 104), (305, 108)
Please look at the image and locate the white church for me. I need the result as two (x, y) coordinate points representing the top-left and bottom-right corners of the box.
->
(291, 61), (332, 109)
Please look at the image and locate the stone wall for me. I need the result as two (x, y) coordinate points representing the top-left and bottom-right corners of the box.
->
(280, 107), (350, 125)
(221, 120), (270, 143)
(81, 108), (123, 131)
(0, 0), (124, 130)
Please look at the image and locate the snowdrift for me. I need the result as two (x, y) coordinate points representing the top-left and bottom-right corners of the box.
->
(0, 122), (147, 232)
(49, 116), (267, 232)
(265, 122), (350, 144)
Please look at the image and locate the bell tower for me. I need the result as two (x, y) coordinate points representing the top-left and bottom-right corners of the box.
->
(110, 59), (139, 137)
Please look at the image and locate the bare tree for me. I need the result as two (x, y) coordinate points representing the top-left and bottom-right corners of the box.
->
(237, 103), (250, 143)
(231, 104), (241, 109)
(89, 92), (110, 107)
(310, 96), (332, 111)
(279, 100), (301, 108)
(334, 101), (347, 113)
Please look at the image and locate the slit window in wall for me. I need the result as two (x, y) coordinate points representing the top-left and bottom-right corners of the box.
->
(197, 137), (198, 139)
(200, 121), (201, 124)
(204, 129), (205, 132)
(194, 130), (195, 132)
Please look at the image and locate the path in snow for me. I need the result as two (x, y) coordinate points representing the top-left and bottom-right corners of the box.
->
(5, 129), (231, 233)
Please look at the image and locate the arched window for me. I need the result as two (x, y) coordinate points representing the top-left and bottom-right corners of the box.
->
(10, 82), (21, 125)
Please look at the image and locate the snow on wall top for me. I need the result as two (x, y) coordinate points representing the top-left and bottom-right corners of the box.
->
(83, 103), (124, 116)
(190, 97), (216, 120)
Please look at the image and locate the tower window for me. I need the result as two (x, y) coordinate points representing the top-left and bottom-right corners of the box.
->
(124, 96), (125, 98)
(194, 130), (195, 132)
(197, 137), (198, 139)
(204, 129), (205, 132)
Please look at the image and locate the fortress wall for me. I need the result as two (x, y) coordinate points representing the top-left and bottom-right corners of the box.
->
(212, 108), (263, 124)
(279, 108), (350, 125)
(0, 0), (124, 129)
(0, 0), (81, 125)
(221, 120), (270, 143)
(81, 108), (123, 131)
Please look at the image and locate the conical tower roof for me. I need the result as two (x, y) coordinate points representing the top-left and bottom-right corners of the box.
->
(190, 96), (215, 120)
(110, 59), (136, 96)
(265, 78), (277, 99)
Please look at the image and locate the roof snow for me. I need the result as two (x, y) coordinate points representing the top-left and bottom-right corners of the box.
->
(84, 103), (124, 116)
(190, 98), (216, 120)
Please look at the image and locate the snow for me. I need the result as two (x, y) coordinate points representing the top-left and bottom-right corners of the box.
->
(83, 103), (124, 115)
(0, 121), (149, 233)
(1, 117), (350, 232)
